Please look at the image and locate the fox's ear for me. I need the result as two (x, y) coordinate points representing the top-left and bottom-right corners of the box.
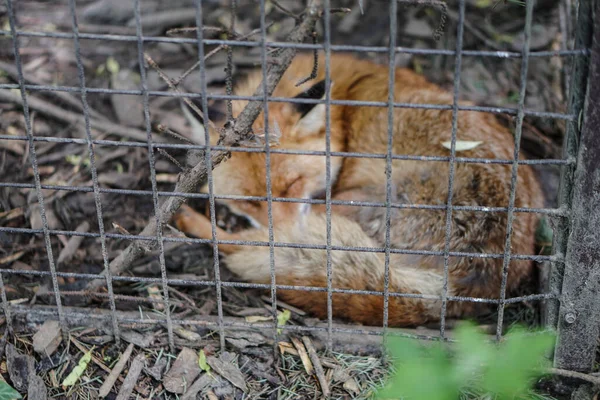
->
(291, 79), (332, 137)
(180, 99), (212, 145)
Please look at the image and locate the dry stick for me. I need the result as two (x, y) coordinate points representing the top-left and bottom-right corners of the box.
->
(546, 367), (600, 386)
(85, 0), (324, 291)
(0, 89), (162, 143)
(291, 337), (314, 375)
(166, 25), (227, 36)
(302, 336), (331, 397)
(144, 54), (216, 132)
(0, 60), (109, 121)
(98, 342), (134, 398)
(36, 290), (192, 309)
(69, 338), (149, 396)
(115, 353), (146, 400)
(56, 221), (89, 265)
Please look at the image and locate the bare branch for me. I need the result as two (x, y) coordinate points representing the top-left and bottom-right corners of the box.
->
(85, 0), (324, 291)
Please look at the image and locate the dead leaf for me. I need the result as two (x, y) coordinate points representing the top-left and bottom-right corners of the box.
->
(32, 320), (62, 356)
(163, 347), (201, 394)
(343, 377), (361, 395)
(206, 355), (248, 393)
(441, 140), (483, 151)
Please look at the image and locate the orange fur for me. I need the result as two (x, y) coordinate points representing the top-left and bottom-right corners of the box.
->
(174, 53), (545, 327)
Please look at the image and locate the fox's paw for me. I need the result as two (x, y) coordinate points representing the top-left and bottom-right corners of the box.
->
(173, 204), (211, 239)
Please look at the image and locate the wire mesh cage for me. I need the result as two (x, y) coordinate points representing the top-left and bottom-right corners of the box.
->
(0, 0), (598, 396)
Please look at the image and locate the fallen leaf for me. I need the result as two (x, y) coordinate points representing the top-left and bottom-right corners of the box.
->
(277, 309), (291, 334)
(0, 380), (21, 399)
(198, 350), (210, 373)
(206, 355), (248, 393)
(441, 140), (483, 151)
(32, 320), (62, 356)
(163, 347), (201, 394)
(61, 348), (93, 388)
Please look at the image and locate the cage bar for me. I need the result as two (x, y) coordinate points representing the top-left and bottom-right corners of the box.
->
(553, 0), (600, 373)
(0, 0), (597, 383)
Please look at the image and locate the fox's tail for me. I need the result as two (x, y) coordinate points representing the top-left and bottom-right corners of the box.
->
(219, 212), (447, 327)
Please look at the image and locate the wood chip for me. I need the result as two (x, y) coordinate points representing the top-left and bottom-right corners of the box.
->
(0, 251), (25, 265)
(290, 337), (313, 375)
(343, 377), (361, 395)
(115, 353), (146, 400)
(28, 374), (47, 400)
(98, 343), (134, 398)
(27, 166), (55, 176)
(181, 374), (213, 400)
(147, 285), (164, 311)
(6, 343), (34, 392)
(56, 221), (89, 265)
(302, 336), (330, 398)
(120, 330), (155, 348)
(70, 338), (149, 397)
(278, 341), (299, 356)
(206, 355), (248, 393)
(206, 390), (218, 400)
(163, 347), (201, 394)
(0, 207), (24, 221)
(32, 320), (62, 356)
(144, 357), (167, 381)
(173, 326), (202, 342)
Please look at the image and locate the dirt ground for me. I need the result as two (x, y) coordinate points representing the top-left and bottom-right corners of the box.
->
(0, 0), (593, 399)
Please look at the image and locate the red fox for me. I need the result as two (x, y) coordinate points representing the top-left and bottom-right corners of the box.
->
(173, 53), (545, 327)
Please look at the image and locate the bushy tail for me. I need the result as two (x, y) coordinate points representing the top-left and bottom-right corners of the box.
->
(224, 213), (447, 327)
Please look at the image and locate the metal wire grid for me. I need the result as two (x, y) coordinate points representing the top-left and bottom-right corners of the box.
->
(0, 0), (588, 352)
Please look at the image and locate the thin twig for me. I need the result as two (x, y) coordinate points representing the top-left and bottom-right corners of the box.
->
(70, 337), (149, 396)
(56, 221), (89, 265)
(115, 353), (146, 400)
(156, 123), (195, 144)
(296, 32), (319, 86)
(85, 0), (324, 291)
(173, 23), (271, 87)
(166, 26), (227, 36)
(329, 7), (352, 13)
(302, 336), (331, 397)
(0, 89), (161, 143)
(270, 0), (301, 20)
(546, 367), (600, 386)
(144, 53), (216, 132)
(225, 0), (237, 120)
(156, 148), (186, 172)
(0, 60), (108, 121)
(98, 342), (134, 397)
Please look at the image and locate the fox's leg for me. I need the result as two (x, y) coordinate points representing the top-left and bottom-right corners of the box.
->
(173, 204), (253, 254)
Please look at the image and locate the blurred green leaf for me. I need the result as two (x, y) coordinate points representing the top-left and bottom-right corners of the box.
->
(377, 323), (555, 400)
(0, 381), (21, 400)
(481, 328), (555, 398)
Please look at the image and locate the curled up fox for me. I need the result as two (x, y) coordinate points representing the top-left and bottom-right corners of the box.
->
(174, 53), (544, 327)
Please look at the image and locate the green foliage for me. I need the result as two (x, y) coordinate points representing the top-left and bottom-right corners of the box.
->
(61, 347), (94, 389)
(198, 349), (211, 373)
(376, 323), (555, 400)
(0, 381), (21, 400)
(535, 217), (553, 255)
(277, 309), (291, 334)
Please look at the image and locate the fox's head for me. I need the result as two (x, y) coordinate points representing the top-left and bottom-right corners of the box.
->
(182, 76), (343, 229)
